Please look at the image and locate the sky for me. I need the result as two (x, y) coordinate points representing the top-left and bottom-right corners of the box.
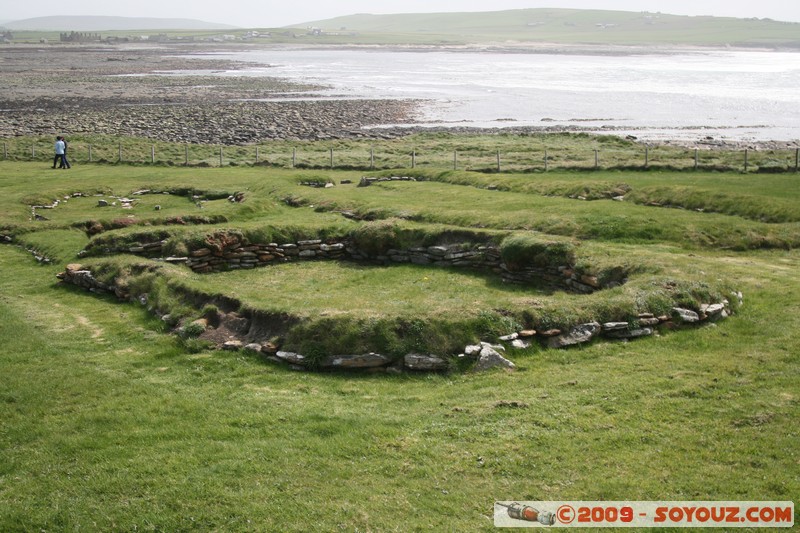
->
(4, 0), (800, 28)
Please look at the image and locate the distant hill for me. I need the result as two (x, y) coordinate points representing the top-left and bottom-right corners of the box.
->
(3, 16), (238, 31)
(292, 8), (800, 47)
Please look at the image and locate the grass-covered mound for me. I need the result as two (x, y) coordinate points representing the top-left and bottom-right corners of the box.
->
(57, 218), (740, 366)
(2, 158), (778, 356)
(1, 135), (799, 530)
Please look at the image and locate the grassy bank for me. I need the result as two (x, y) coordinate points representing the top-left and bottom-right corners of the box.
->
(1, 138), (798, 529)
(9, 8), (800, 47)
(4, 133), (799, 173)
(294, 9), (800, 47)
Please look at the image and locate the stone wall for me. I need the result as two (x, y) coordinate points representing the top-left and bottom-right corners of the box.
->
(109, 236), (614, 294)
(2, 233), (55, 264)
(56, 260), (740, 374)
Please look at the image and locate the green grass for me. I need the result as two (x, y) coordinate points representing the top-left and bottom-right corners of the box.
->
(1, 247), (798, 530)
(9, 8), (800, 47)
(80, 234), (735, 357)
(428, 167), (800, 222)
(278, 174), (800, 250)
(197, 261), (541, 317)
(5, 132), (799, 174)
(1, 135), (799, 530)
(8, 9), (800, 47)
(290, 9), (798, 45)
(292, 8), (800, 47)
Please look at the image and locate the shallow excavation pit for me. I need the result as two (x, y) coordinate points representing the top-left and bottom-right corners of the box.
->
(58, 226), (741, 373)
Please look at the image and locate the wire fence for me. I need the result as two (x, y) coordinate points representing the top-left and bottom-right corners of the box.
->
(3, 139), (800, 173)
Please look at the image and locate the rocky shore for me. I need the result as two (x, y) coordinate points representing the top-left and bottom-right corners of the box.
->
(0, 99), (419, 144)
(1, 43), (797, 149)
(0, 44), (421, 143)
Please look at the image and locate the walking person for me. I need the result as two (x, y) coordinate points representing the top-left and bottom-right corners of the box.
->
(52, 136), (65, 169)
(59, 137), (71, 169)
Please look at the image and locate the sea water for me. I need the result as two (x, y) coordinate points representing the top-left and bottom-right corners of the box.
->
(183, 47), (800, 142)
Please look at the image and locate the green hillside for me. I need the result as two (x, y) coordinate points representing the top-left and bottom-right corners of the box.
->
(291, 8), (800, 47)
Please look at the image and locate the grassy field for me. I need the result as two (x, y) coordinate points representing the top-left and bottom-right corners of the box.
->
(294, 9), (800, 47)
(1, 136), (798, 530)
(5, 133), (799, 174)
(7, 8), (800, 47)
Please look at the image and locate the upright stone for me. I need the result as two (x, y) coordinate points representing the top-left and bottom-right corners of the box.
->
(474, 344), (516, 372)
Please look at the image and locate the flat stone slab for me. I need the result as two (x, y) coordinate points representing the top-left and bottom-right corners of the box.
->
(547, 322), (601, 348)
(604, 327), (654, 339)
(322, 353), (391, 369)
(672, 307), (700, 323)
(276, 351), (307, 365)
(404, 353), (448, 371)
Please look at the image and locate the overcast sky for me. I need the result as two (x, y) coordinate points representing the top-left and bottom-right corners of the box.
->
(4, 0), (800, 27)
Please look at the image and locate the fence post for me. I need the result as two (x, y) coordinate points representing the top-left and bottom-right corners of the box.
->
(594, 149), (599, 170)
(32, 144), (35, 160)
(496, 150), (501, 172)
(744, 149), (748, 172)
(89, 144), (92, 162)
(694, 149), (699, 170)
(795, 148), (799, 172)
(645, 146), (649, 168)
(453, 150), (457, 170)
(151, 145), (155, 164)
(544, 150), (548, 172)
(370, 147), (374, 170)
(330, 148), (334, 169)
(411, 150), (416, 169)
(3, 142), (6, 159)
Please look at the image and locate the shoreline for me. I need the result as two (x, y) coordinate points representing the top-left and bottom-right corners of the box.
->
(1, 42), (798, 149)
(242, 41), (800, 56)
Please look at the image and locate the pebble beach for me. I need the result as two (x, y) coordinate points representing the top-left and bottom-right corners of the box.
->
(0, 44), (420, 143)
(2, 42), (798, 150)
